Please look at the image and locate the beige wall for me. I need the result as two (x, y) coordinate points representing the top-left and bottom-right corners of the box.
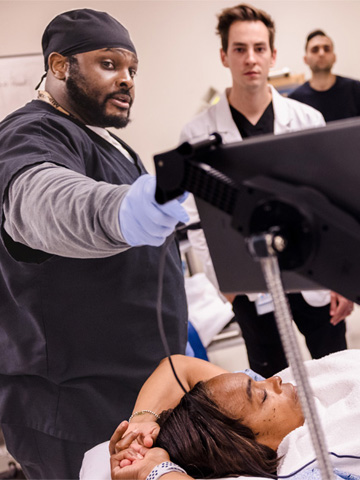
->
(1, 0), (360, 172)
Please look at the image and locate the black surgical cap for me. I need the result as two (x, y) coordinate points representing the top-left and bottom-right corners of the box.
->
(42, 8), (137, 71)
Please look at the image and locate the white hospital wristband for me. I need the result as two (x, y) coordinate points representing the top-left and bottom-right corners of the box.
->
(146, 461), (186, 480)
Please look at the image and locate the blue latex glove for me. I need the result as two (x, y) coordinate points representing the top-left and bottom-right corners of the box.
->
(119, 174), (189, 247)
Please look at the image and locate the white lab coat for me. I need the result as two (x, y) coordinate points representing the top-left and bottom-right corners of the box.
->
(180, 85), (330, 306)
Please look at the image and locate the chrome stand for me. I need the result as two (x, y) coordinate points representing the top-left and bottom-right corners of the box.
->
(248, 232), (335, 480)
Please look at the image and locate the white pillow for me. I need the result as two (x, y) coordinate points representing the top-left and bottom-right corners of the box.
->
(79, 441), (110, 480)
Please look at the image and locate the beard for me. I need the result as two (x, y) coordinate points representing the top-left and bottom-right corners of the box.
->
(311, 63), (333, 75)
(66, 61), (132, 129)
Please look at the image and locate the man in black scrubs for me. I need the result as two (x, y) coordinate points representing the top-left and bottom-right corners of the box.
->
(180, 3), (353, 379)
(289, 30), (360, 122)
(0, 9), (188, 479)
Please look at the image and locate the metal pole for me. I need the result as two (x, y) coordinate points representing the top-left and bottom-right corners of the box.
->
(248, 233), (335, 479)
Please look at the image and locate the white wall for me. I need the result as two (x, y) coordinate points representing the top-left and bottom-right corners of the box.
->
(1, 0), (360, 172)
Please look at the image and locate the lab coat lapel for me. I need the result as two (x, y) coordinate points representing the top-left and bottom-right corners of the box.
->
(271, 85), (293, 135)
(215, 86), (294, 141)
(213, 90), (243, 143)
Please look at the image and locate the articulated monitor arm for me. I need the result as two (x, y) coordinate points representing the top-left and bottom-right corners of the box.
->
(154, 135), (360, 304)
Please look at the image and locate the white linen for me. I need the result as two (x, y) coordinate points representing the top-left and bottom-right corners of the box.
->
(79, 440), (266, 480)
(80, 441), (110, 480)
(277, 349), (360, 476)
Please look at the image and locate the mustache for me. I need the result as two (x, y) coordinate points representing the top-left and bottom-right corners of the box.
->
(106, 89), (133, 106)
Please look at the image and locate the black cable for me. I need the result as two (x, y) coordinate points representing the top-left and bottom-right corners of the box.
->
(175, 221), (202, 232)
(35, 72), (47, 90)
(156, 233), (188, 394)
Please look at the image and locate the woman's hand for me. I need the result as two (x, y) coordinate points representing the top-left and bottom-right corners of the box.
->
(110, 426), (169, 479)
(109, 420), (160, 455)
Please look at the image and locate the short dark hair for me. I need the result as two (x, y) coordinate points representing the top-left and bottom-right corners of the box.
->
(305, 29), (329, 50)
(155, 381), (278, 478)
(216, 3), (276, 53)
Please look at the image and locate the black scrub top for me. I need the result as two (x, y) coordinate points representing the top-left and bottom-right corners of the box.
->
(0, 100), (188, 443)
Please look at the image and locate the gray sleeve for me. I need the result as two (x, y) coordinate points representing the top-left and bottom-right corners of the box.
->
(3, 162), (132, 258)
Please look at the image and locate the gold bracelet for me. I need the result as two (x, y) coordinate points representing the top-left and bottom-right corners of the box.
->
(128, 409), (160, 422)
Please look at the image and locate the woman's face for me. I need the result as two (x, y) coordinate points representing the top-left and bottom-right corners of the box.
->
(205, 372), (304, 450)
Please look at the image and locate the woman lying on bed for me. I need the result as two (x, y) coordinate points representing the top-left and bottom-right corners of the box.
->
(109, 350), (360, 480)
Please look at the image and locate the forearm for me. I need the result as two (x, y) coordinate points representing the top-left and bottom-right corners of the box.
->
(131, 355), (227, 418)
(4, 162), (131, 258)
(159, 474), (191, 480)
(110, 357), (226, 473)
(111, 355), (227, 455)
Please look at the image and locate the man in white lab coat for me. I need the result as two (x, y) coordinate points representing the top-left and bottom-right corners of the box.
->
(180, 3), (353, 377)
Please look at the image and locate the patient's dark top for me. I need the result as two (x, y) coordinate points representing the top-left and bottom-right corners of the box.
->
(0, 100), (188, 443)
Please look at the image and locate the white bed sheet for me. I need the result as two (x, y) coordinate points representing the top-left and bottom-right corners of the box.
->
(79, 441), (268, 480)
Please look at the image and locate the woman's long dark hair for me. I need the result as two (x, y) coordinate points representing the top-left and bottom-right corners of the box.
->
(155, 381), (278, 478)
